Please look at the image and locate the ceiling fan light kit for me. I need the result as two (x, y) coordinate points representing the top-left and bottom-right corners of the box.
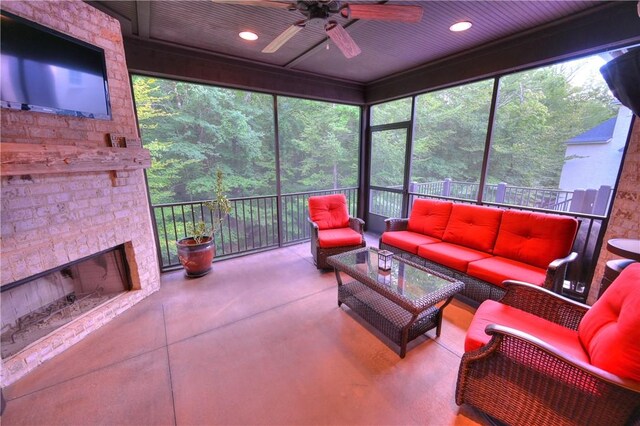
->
(213, 0), (424, 59)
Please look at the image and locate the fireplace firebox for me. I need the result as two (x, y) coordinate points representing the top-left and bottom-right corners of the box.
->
(1, 245), (132, 359)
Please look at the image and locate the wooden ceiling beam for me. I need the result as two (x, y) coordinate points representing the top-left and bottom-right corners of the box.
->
(135, 0), (151, 39)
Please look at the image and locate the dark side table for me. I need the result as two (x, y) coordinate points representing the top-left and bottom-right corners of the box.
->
(600, 238), (640, 298)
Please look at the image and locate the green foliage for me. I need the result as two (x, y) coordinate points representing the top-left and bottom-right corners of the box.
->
(278, 97), (360, 193)
(132, 76), (277, 203)
(134, 58), (618, 209)
(189, 170), (232, 244)
(489, 64), (616, 188)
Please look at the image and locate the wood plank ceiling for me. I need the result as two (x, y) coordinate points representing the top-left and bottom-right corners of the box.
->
(88, 0), (609, 84)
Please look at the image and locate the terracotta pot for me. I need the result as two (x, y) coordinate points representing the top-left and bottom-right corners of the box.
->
(176, 237), (215, 277)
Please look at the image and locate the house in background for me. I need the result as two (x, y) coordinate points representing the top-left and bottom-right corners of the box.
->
(560, 106), (633, 191)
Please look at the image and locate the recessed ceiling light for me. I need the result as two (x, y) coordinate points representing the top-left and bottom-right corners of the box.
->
(239, 31), (258, 41)
(449, 21), (472, 32)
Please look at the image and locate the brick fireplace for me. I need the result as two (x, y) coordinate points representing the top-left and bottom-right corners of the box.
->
(0, 0), (161, 386)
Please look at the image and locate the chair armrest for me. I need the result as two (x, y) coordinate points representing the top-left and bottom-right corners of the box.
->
(499, 280), (590, 330)
(544, 251), (579, 293)
(383, 218), (408, 232)
(457, 324), (640, 425)
(307, 217), (319, 239)
(483, 324), (640, 393)
(348, 217), (365, 234)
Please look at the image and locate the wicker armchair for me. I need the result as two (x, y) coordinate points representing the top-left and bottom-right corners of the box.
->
(308, 194), (365, 269)
(456, 266), (640, 426)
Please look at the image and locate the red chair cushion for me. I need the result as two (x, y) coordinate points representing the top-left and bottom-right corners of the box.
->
(317, 227), (362, 248)
(493, 210), (578, 269)
(578, 263), (640, 381)
(442, 204), (503, 253)
(465, 300), (590, 365)
(417, 242), (491, 273)
(381, 231), (440, 254)
(466, 256), (547, 288)
(308, 194), (350, 230)
(407, 198), (453, 239)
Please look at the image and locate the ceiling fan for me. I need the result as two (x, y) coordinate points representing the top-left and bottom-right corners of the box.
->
(212, 1), (423, 59)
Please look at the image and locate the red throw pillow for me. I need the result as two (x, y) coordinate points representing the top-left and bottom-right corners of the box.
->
(493, 210), (578, 269)
(442, 204), (503, 253)
(308, 194), (350, 230)
(407, 198), (453, 239)
(578, 263), (640, 381)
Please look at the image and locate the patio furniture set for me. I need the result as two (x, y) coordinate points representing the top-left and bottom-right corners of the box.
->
(307, 193), (640, 425)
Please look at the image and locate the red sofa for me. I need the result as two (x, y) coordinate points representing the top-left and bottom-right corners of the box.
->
(379, 198), (578, 304)
(456, 263), (640, 426)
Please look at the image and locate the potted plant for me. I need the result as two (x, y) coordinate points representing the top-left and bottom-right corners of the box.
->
(176, 170), (232, 277)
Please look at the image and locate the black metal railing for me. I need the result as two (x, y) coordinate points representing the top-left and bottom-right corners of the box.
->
(411, 179), (612, 215)
(369, 187), (403, 218)
(153, 187), (358, 269)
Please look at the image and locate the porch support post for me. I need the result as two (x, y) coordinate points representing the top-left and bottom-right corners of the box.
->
(477, 77), (500, 204)
(273, 95), (284, 246)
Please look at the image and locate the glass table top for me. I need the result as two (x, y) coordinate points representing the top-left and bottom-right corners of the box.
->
(328, 248), (462, 305)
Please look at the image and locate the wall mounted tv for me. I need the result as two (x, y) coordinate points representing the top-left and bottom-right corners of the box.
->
(1, 11), (111, 120)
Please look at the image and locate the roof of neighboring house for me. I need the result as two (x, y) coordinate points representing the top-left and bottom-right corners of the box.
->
(565, 117), (616, 144)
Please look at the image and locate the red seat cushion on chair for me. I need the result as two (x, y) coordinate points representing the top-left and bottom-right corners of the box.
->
(442, 204), (503, 253)
(578, 263), (640, 381)
(317, 228), (362, 248)
(407, 198), (453, 239)
(466, 256), (547, 288)
(465, 300), (590, 364)
(417, 242), (491, 272)
(493, 210), (578, 269)
(381, 231), (440, 254)
(308, 194), (350, 230)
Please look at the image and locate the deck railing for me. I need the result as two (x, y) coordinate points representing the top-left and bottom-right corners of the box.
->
(152, 187), (358, 270)
(411, 179), (611, 215)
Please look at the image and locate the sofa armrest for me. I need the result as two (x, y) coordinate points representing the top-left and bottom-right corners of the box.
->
(348, 217), (365, 234)
(383, 217), (408, 232)
(544, 251), (579, 294)
(499, 280), (590, 330)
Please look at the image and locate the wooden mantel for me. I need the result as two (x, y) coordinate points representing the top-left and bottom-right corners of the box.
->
(0, 143), (151, 176)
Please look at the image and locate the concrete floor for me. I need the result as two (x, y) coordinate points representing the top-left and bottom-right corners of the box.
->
(1, 234), (485, 425)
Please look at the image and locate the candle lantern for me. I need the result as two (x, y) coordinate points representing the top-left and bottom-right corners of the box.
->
(378, 250), (393, 271)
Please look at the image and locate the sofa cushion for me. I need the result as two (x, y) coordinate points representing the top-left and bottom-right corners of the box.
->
(308, 194), (349, 230)
(578, 263), (640, 382)
(493, 210), (578, 269)
(466, 300), (589, 365)
(442, 204), (503, 253)
(317, 227), (362, 248)
(466, 256), (547, 288)
(417, 242), (491, 273)
(407, 198), (453, 239)
(381, 231), (440, 254)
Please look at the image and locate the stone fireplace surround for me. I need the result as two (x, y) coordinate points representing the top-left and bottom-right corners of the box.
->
(0, 0), (161, 386)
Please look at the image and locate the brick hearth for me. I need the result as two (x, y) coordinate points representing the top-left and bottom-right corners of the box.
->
(0, 0), (160, 386)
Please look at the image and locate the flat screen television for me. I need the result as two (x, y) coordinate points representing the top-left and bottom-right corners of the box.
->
(1, 11), (111, 120)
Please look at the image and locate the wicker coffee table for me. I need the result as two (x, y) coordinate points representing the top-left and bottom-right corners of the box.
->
(327, 247), (464, 358)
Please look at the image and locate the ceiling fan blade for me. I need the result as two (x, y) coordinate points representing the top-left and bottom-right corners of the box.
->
(262, 24), (303, 53)
(325, 22), (361, 59)
(211, 0), (293, 9)
(341, 4), (423, 23)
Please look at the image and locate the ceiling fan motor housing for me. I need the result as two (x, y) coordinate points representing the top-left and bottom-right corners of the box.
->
(297, 1), (342, 25)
